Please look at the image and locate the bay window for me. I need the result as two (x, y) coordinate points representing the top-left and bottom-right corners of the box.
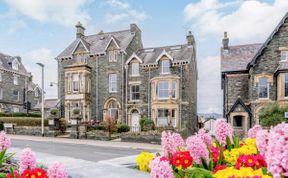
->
(157, 81), (169, 99)
(172, 81), (176, 98)
(72, 74), (79, 92)
(157, 109), (169, 127)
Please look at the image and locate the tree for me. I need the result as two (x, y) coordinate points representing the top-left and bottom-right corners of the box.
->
(258, 102), (288, 127)
(103, 116), (117, 140)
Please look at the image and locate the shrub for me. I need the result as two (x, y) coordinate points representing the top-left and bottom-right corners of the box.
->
(95, 122), (106, 130)
(0, 112), (41, 118)
(143, 119), (155, 131)
(0, 117), (48, 127)
(139, 118), (148, 131)
(117, 123), (130, 133)
(59, 118), (67, 133)
(50, 109), (59, 116)
(0, 121), (3, 131)
(103, 116), (117, 139)
(258, 102), (288, 127)
(72, 109), (80, 115)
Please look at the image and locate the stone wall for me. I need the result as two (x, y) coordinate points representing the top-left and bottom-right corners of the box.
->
(6, 126), (49, 136)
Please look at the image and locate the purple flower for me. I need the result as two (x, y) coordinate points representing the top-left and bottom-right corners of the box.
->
(161, 131), (185, 157)
(47, 161), (68, 178)
(149, 156), (174, 178)
(248, 124), (262, 138)
(215, 119), (233, 145)
(186, 135), (209, 164)
(0, 131), (11, 150)
(20, 148), (36, 173)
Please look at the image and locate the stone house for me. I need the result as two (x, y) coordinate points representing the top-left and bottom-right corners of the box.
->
(56, 22), (198, 133)
(221, 12), (288, 135)
(0, 53), (41, 113)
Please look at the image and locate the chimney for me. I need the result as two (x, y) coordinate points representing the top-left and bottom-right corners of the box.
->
(130, 24), (140, 34)
(222, 32), (229, 50)
(186, 31), (194, 46)
(75, 21), (85, 39)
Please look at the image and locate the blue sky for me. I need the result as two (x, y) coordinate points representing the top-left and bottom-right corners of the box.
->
(0, 0), (287, 114)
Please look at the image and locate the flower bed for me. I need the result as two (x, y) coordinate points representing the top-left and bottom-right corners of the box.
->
(0, 131), (69, 178)
(135, 119), (288, 178)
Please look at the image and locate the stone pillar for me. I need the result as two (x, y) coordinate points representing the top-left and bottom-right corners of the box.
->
(70, 116), (81, 139)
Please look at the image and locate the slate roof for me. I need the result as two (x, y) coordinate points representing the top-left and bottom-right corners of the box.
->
(221, 44), (262, 72)
(137, 44), (193, 64)
(0, 52), (29, 74)
(34, 99), (59, 109)
(57, 29), (135, 58)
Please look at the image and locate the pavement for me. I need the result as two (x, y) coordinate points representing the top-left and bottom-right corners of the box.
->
(7, 135), (162, 178)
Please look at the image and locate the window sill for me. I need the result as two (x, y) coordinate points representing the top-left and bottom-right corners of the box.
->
(160, 73), (171, 75)
(109, 91), (118, 93)
(129, 100), (141, 103)
(130, 75), (140, 77)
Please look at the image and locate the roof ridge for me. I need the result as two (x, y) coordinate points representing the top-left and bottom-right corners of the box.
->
(225, 43), (262, 48)
(85, 29), (130, 38)
(140, 44), (188, 51)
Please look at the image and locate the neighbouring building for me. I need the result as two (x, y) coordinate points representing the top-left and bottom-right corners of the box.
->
(34, 98), (59, 118)
(221, 12), (288, 136)
(0, 53), (41, 113)
(56, 22), (198, 133)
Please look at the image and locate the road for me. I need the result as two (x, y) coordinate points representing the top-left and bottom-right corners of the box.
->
(11, 139), (157, 162)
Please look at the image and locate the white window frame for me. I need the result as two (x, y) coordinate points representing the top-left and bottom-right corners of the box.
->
(109, 50), (117, 62)
(161, 60), (170, 74)
(131, 63), (140, 76)
(13, 90), (19, 101)
(12, 60), (19, 70)
(258, 77), (269, 99)
(172, 80), (176, 99)
(109, 74), (117, 93)
(171, 109), (177, 127)
(72, 74), (79, 92)
(281, 51), (288, 61)
(130, 85), (140, 101)
(157, 81), (169, 99)
(157, 109), (169, 127)
(13, 75), (19, 85)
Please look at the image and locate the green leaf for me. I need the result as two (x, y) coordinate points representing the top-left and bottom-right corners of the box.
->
(9, 167), (14, 178)
(217, 145), (223, 165)
(208, 160), (213, 171)
(185, 167), (213, 178)
(201, 157), (208, 170)
(226, 136), (232, 151)
(0, 173), (6, 178)
(0, 150), (6, 167)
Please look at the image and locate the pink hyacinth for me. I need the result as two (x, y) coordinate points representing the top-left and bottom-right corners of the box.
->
(215, 119), (233, 145)
(248, 124), (262, 138)
(47, 161), (68, 178)
(161, 131), (185, 157)
(20, 148), (36, 173)
(256, 129), (269, 157)
(197, 128), (212, 146)
(149, 156), (174, 178)
(0, 131), (11, 150)
(265, 122), (288, 178)
(186, 135), (209, 164)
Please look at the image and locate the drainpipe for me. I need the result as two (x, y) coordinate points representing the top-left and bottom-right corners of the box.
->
(180, 65), (183, 129)
(95, 55), (99, 121)
(125, 65), (128, 124)
(148, 67), (151, 118)
(121, 52), (124, 123)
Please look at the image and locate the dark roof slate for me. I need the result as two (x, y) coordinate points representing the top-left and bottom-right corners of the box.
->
(221, 44), (262, 72)
(137, 44), (193, 64)
(0, 52), (29, 74)
(57, 29), (135, 58)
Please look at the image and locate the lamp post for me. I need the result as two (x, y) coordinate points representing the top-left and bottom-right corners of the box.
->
(36, 63), (45, 137)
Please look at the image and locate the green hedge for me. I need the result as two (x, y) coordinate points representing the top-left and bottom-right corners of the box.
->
(0, 112), (41, 118)
(0, 117), (48, 127)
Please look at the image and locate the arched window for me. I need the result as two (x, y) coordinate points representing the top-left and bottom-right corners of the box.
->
(161, 60), (170, 74)
(258, 77), (268, 99)
(108, 100), (118, 119)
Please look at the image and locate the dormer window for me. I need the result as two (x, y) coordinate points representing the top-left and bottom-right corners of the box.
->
(109, 50), (117, 62)
(281, 51), (288, 61)
(131, 63), (139, 76)
(161, 60), (170, 74)
(12, 59), (19, 70)
(75, 53), (87, 63)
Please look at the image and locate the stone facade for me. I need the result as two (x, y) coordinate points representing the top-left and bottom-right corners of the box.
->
(0, 53), (41, 113)
(221, 13), (288, 135)
(56, 23), (198, 134)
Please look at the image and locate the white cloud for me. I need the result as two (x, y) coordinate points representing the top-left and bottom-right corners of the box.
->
(197, 55), (222, 114)
(184, 0), (288, 42)
(22, 48), (58, 99)
(3, 0), (91, 27)
(104, 0), (147, 24)
(7, 20), (27, 34)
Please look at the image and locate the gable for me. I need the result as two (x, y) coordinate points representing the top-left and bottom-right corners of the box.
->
(73, 40), (89, 54)
(105, 37), (120, 51)
(249, 12), (288, 70)
(227, 98), (251, 116)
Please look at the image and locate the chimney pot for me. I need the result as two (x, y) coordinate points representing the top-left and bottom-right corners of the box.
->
(186, 31), (194, 46)
(75, 21), (85, 39)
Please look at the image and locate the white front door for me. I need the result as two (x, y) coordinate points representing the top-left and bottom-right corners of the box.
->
(131, 112), (140, 132)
